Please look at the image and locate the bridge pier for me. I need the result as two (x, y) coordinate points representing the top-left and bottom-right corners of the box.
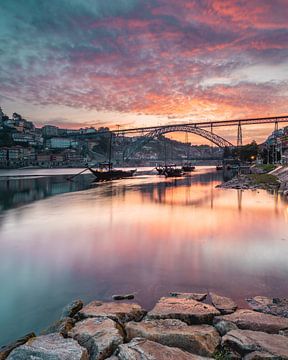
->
(237, 122), (243, 147)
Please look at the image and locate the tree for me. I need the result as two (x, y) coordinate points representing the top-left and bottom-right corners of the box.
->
(238, 141), (259, 162)
(0, 131), (13, 146)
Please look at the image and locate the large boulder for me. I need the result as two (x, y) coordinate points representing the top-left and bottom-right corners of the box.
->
(6, 333), (88, 360)
(169, 292), (208, 302)
(147, 297), (220, 325)
(68, 317), (123, 360)
(79, 301), (146, 323)
(0, 333), (35, 360)
(214, 320), (238, 336)
(210, 292), (237, 314)
(61, 299), (84, 318)
(246, 296), (288, 318)
(125, 319), (220, 357)
(222, 329), (288, 359)
(214, 309), (288, 334)
(115, 338), (212, 359)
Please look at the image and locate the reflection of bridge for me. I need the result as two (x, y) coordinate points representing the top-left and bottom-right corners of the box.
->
(74, 115), (288, 161)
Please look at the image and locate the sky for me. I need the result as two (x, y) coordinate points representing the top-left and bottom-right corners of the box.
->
(0, 0), (288, 144)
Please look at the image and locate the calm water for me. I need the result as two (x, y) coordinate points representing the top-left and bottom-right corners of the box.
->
(0, 167), (288, 346)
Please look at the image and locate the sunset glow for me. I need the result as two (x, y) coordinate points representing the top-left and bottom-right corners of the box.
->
(0, 0), (288, 143)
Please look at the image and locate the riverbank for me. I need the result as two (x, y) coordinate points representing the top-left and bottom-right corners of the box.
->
(217, 165), (288, 194)
(1, 292), (288, 359)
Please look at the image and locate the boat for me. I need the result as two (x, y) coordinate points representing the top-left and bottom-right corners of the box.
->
(156, 164), (183, 177)
(87, 132), (137, 182)
(156, 165), (165, 175)
(164, 166), (183, 177)
(88, 163), (136, 182)
(156, 164), (176, 175)
(182, 163), (195, 172)
(181, 133), (195, 172)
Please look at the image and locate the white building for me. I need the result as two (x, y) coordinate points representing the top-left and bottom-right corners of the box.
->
(46, 137), (78, 149)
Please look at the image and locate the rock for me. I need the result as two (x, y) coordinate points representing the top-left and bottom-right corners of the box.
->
(79, 301), (146, 323)
(125, 319), (220, 357)
(222, 329), (288, 359)
(210, 292), (237, 314)
(0, 333), (35, 360)
(115, 338), (212, 359)
(41, 317), (75, 336)
(169, 292), (207, 301)
(214, 309), (288, 334)
(112, 294), (135, 301)
(214, 320), (238, 336)
(68, 317), (123, 360)
(244, 351), (279, 359)
(6, 333), (88, 360)
(61, 299), (84, 318)
(147, 297), (220, 325)
(246, 296), (288, 318)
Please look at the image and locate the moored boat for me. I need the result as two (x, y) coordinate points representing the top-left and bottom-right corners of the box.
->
(182, 163), (195, 172)
(88, 163), (136, 182)
(156, 166), (166, 175)
(156, 164), (177, 175)
(156, 164), (183, 177)
(164, 167), (183, 177)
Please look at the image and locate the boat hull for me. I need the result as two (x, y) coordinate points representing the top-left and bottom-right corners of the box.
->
(182, 166), (195, 172)
(164, 170), (183, 177)
(156, 165), (183, 177)
(88, 168), (136, 181)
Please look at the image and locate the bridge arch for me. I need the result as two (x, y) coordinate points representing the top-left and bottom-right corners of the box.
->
(123, 124), (233, 160)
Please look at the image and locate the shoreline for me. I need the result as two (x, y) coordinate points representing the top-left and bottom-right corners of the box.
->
(1, 292), (288, 359)
(217, 165), (288, 195)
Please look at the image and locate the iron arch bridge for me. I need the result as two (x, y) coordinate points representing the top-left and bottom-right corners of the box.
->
(123, 124), (233, 161)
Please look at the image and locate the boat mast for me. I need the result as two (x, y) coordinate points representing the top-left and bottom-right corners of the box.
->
(164, 137), (167, 167)
(185, 131), (189, 162)
(108, 132), (113, 170)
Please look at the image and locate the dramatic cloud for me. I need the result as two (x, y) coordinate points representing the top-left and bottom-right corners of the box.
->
(0, 0), (287, 141)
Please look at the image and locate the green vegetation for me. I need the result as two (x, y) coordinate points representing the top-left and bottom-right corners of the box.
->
(258, 164), (276, 173)
(248, 173), (279, 186)
(0, 131), (13, 147)
(224, 141), (259, 163)
(214, 348), (232, 360)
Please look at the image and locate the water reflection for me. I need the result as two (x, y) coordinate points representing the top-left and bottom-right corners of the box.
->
(0, 167), (288, 346)
(0, 175), (93, 212)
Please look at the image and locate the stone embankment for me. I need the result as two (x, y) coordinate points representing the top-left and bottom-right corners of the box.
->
(217, 165), (288, 194)
(1, 292), (288, 359)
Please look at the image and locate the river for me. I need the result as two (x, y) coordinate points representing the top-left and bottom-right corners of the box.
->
(0, 166), (288, 346)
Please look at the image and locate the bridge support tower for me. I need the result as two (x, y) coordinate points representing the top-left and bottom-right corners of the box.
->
(237, 122), (243, 147)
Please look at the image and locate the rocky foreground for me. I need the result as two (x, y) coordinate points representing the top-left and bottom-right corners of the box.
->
(217, 165), (288, 194)
(1, 293), (288, 359)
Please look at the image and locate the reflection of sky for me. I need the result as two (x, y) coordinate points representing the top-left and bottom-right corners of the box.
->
(0, 169), (288, 345)
(1, 1), (288, 144)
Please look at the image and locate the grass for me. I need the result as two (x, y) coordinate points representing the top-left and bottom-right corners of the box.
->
(258, 164), (277, 173)
(248, 173), (279, 186)
(214, 349), (232, 360)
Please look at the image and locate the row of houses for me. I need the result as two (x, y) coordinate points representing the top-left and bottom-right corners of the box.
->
(265, 126), (288, 164)
(0, 147), (86, 168)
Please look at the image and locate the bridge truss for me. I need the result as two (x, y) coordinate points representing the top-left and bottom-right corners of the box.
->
(72, 115), (288, 161)
(123, 124), (233, 161)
